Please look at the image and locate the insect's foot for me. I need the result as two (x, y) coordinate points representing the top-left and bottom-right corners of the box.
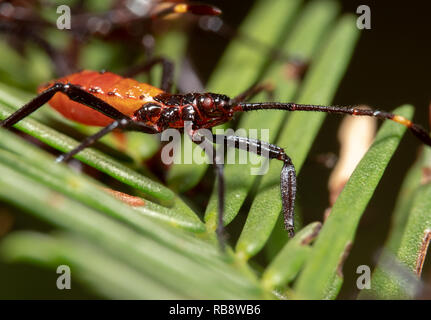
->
(56, 154), (69, 163)
(216, 225), (228, 253)
(287, 226), (295, 238)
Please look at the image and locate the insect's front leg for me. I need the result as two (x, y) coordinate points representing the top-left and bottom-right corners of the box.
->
(184, 124), (227, 251)
(213, 134), (297, 237)
(231, 82), (274, 105)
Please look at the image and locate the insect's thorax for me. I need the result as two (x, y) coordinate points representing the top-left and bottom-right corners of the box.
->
(134, 92), (234, 132)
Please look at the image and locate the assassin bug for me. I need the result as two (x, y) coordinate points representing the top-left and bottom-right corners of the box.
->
(1, 69), (431, 250)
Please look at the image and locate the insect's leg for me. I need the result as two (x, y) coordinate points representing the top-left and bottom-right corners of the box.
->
(28, 33), (73, 77)
(0, 3), (74, 77)
(0, 21), (73, 77)
(56, 118), (157, 162)
(0, 83), (129, 129)
(0, 84), (63, 128)
(186, 128), (226, 250)
(25, 32), (73, 77)
(0, 83), (158, 161)
(213, 134), (296, 237)
(57, 117), (157, 162)
(209, 142), (226, 250)
(214, 158), (225, 249)
(56, 120), (123, 162)
(230, 82), (274, 105)
(122, 57), (175, 93)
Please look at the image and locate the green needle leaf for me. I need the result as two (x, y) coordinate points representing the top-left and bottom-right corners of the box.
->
(1, 231), (183, 299)
(362, 149), (431, 299)
(261, 222), (321, 290)
(0, 160), (263, 299)
(0, 100), (175, 205)
(0, 128), (210, 251)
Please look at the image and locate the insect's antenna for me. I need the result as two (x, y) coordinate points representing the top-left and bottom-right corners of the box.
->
(237, 102), (431, 147)
(153, 2), (222, 19)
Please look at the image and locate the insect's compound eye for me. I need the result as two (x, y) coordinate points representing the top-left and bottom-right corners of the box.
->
(137, 103), (162, 122)
(198, 94), (215, 112)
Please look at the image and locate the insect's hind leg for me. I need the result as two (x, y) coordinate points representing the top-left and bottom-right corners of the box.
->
(0, 83), (158, 162)
(0, 84), (63, 128)
(122, 56), (175, 93)
(186, 128), (227, 251)
(213, 134), (297, 237)
(0, 83), (131, 129)
(213, 151), (226, 249)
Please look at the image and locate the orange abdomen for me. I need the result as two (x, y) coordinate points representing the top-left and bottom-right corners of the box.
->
(38, 70), (164, 126)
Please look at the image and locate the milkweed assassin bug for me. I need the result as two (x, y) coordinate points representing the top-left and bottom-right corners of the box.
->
(1, 68), (431, 250)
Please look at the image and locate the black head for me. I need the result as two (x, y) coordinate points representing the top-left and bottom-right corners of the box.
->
(197, 93), (232, 117)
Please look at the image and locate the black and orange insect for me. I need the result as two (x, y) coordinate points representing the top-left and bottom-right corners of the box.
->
(1, 67), (431, 250)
